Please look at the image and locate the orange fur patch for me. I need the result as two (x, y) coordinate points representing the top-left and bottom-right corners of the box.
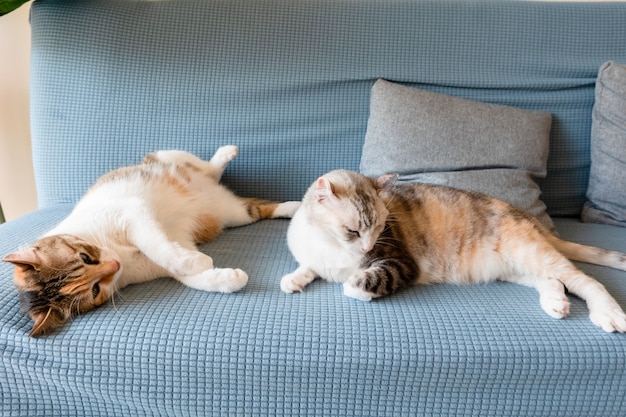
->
(59, 260), (119, 295)
(163, 171), (191, 197)
(194, 213), (223, 243)
(243, 198), (280, 220)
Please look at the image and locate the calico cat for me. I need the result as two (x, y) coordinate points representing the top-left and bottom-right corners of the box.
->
(3, 146), (300, 336)
(281, 169), (626, 333)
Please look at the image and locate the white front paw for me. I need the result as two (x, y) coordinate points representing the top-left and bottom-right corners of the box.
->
(590, 308), (626, 333)
(214, 268), (248, 293)
(280, 273), (305, 293)
(280, 270), (315, 294)
(343, 282), (378, 302)
(182, 267), (248, 293)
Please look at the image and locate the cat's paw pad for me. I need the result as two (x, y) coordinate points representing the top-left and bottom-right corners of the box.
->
(343, 282), (379, 302)
(540, 293), (570, 319)
(214, 145), (239, 164)
(590, 308), (626, 333)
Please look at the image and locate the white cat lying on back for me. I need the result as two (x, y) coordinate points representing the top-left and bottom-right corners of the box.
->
(3, 146), (300, 336)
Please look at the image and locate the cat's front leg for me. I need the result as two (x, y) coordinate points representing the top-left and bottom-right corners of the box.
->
(343, 282), (381, 302)
(175, 267), (248, 293)
(343, 270), (383, 302)
(344, 258), (416, 301)
(152, 248), (248, 293)
(129, 219), (247, 293)
(280, 266), (318, 293)
(161, 248), (247, 293)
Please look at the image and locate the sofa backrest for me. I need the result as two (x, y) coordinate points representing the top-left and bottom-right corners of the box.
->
(30, 0), (626, 216)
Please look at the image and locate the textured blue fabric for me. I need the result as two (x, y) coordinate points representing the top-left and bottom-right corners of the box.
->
(2, 214), (626, 416)
(2, 0), (626, 416)
(29, 0), (626, 216)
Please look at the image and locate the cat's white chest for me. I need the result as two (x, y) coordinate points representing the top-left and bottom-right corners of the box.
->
(287, 211), (361, 283)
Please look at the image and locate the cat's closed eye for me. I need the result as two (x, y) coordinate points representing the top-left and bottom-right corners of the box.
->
(344, 227), (360, 239)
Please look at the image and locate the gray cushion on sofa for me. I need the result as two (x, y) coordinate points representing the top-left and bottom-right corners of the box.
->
(360, 79), (554, 230)
(582, 61), (626, 227)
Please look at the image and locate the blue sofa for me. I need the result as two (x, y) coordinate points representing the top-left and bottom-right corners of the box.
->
(2, 1), (626, 415)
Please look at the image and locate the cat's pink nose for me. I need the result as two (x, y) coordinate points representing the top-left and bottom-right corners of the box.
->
(106, 259), (121, 272)
(361, 242), (375, 253)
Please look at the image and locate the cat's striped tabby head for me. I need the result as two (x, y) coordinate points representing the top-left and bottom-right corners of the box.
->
(3, 235), (121, 336)
(307, 170), (397, 255)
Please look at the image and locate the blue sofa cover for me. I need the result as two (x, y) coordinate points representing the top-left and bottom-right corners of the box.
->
(1, 0), (625, 415)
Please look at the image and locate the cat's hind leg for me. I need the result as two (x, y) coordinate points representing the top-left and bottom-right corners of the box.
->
(560, 268), (626, 333)
(535, 278), (570, 319)
(205, 145), (239, 180)
(219, 197), (301, 229)
(145, 145), (239, 181)
(241, 198), (301, 221)
(494, 227), (626, 332)
(513, 253), (626, 332)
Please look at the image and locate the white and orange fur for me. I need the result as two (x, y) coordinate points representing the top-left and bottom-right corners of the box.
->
(281, 170), (626, 333)
(3, 146), (299, 336)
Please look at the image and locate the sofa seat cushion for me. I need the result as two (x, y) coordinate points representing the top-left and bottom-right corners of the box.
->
(1, 211), (626, 416)
(582, 61), (626, 227)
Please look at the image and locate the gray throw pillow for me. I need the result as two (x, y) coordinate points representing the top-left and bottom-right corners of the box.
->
(582, 61), (626, 227)
(360, 79), (554, 230)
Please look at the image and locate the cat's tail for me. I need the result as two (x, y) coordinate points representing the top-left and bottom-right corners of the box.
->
(547, 234), (626, 272)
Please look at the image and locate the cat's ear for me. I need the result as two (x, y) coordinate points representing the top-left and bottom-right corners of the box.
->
(375, 173), (398, 190)
(3, 249), (42, 272)
(29, 307), (66, 337)
(315, 177), (337, 202)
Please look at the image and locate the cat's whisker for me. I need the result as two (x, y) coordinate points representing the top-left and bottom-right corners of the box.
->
(107, 287), (124, 313)
(68, 295), (83, 319)
(373, 239), (400, 249)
